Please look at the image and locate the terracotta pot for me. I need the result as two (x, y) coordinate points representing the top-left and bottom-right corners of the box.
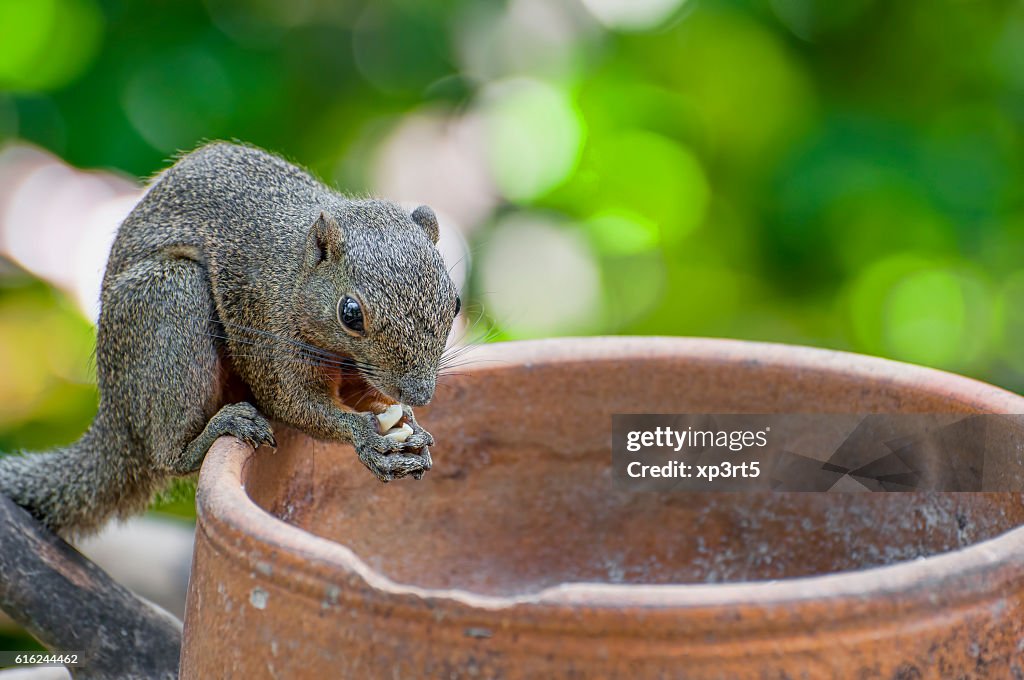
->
(180, 338), (1024, 678)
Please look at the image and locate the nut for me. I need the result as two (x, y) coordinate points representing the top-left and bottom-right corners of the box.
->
(376, 404), (404, 432)
(384, 423), (414, 442)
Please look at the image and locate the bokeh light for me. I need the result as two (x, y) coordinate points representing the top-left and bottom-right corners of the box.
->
(0, 0), (103, 92)
(575, 130), (709, 245)
(883, 268), (991, 370)
(580, 0), (688, 32)
(455, 0), (593, 82)
(846, 255), (993, 372)
(477, 213), (601, 337)
(479, 77), (584, 202)
(584, 211), (660, 256)
(0, 144), (139, 321)
(372, 110), (497, 230)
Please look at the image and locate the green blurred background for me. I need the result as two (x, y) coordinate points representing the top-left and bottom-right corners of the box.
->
(2, 0), (1024, 506)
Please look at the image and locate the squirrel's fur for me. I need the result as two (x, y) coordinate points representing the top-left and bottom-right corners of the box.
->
(0, 142), (458, 537)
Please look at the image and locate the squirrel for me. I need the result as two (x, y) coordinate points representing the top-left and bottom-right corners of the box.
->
(0, 142), (459, 538)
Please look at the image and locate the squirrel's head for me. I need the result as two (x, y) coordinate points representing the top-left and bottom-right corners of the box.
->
(295, 201), (459, 410)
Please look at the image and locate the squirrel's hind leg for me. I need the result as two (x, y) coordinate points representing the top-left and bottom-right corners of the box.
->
(0, 255), (241, 536)
(96, 255), (263, 483)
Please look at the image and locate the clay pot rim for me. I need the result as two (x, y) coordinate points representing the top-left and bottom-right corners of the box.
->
(197, 337), (1024, 630)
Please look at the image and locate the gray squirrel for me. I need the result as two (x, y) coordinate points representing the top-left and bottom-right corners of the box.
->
(0, 142), (459, 537)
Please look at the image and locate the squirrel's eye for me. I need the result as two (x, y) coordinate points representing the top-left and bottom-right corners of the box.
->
(338, 296), (365, 334)
(454, 296), (462, 316)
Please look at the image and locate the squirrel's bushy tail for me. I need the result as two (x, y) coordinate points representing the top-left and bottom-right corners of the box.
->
(0, 425), (156, 538)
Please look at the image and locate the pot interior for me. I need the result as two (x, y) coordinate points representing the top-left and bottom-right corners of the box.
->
(242, 341), (1024, 596)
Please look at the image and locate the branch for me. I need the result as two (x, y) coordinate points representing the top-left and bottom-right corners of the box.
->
(0, 496), (182, 680)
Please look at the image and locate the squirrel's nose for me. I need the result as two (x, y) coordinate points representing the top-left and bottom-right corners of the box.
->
(398, 376), (435, 407)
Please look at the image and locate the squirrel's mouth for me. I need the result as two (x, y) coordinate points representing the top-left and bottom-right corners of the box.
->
(327, 356), (398, 413)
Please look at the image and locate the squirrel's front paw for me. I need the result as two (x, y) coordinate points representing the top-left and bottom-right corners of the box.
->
(211, 402), (277, 451)
(358, 447), (431, 483)
(178, 402), (276, 474)
(354, 412), (431, 483)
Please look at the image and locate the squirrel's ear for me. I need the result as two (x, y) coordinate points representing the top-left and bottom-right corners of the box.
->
(305, 211), (342, 266)
(410, 205), (440, 244)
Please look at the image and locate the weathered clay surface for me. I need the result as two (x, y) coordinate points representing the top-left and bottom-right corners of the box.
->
(181, 337), (1024, 678)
